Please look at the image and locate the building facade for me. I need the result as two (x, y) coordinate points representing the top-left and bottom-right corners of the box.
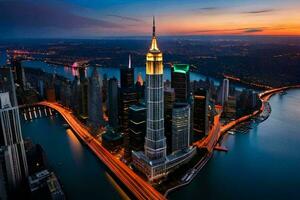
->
(108, 77), (119, 129)
(0, 92), (28, 190)
(172, 103), (191, 152)
(88, 68), (104, 132)
(171, 64), (190, 103)
(132, 18), (196, 181)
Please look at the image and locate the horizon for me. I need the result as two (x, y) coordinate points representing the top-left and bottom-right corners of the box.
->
(1, 0), (300, 38)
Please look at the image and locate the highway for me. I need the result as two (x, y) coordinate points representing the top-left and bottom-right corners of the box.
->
(38, 101), (166, 200)
(195, 84), (300, 151)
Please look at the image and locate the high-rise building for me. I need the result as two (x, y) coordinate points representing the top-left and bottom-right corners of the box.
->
(144, 17), (166, 161)
(88, 67), (104, 132)
(119, 55), (138, 159)
(164, 87), (175, 154)
(193, 88), (209, 141)
(0, 92), (28, 190)
(135, 73), (145, 102)
(11, 57), (26, 89)
(128, 103), (146, 153)
(0, 67), (17, 107)
(78, 67), (87, 83)
(172, 103), (191, 152)
(220, 79), (229, 106)
(171, 64), (190, 103)
(71, 76), (80, 115)
(120, 55), (134, 89)
(132, 17), (196, 182)
(108, 77), (119, 129)
(79, 78), (88, 119)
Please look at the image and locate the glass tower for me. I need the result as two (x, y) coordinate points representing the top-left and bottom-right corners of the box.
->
(144, 17), (167, 160)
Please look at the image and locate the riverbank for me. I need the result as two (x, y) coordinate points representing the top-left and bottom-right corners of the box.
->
(164, 84), (300, 197)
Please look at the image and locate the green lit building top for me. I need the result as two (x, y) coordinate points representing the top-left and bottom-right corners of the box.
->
(173, 64), (190, 74)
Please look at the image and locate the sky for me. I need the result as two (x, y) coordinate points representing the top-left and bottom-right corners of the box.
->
(1, 0), (300, 38)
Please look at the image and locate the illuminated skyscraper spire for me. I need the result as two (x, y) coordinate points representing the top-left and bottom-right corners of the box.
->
(128, 54), (131, 69)
(150, 16), (159, 52)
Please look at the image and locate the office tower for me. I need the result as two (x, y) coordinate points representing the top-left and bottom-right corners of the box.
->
(132, 17), (196, 181)
(70, 76), (80, 114)
(129, 104), (146, 153)
(119, 55), (138, 159)
(172, 103), (191, 152)
(135, 73), (145, 102)
(38, 80), (44, 99)
(164, 87), (175, 154)
(11, 57), (26, 88)
(79, 77), (89, 119)
(102, 73), (108, 106)
(220, 79), (229, 106)
(0, 68), (17, 107)
(171, 64), (190, 102)
(88, 67), (104, 131)
(133, 17), (167, 180)
(144, 17), (166, 161)
(0, 92), (28, 190)
(108, 77), (119, 128)
(193, 88), (209, 141)
(78, 67), (87, 83)
(60, 80), (72, 108)
(120, 55), (134, 89)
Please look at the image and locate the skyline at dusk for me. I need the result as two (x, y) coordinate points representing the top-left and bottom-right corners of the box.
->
(1, 0), (300, 38)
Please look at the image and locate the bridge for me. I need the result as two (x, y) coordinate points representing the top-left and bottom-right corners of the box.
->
(19, 105), (56, 121)
(37, 101), (166, 200)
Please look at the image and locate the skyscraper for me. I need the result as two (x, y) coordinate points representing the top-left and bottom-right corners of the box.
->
(171, 64), (190, 103)
(220, 79), (229, 106)
(88, 67), (104, 132)
(119, 55), (138, 160)
(144, 17), (166, 161)
(0, 92), (28, 190)
(108, 77), (119, 129)
(129, 103), (146, 153)
(172, 103), (191, 152)
(11, 57), (26, 89)
(120, 55), (134, 89)
(0, 68), (17, 107)
(193, 88), (209, 141)
(132, 17), (196, 181)
(164, 87), (175, 154)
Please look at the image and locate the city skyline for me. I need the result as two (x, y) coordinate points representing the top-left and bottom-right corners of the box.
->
(1, 2), (300, 199)
(1, 0), (300, 38)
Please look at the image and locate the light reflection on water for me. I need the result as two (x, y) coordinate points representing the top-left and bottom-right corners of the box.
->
(66, 129), (83, 163)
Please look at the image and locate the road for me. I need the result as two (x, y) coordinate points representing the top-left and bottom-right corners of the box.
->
(38, 101), (166, 200)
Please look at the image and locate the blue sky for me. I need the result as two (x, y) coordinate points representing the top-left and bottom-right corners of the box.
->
(0, 0), (299, 38)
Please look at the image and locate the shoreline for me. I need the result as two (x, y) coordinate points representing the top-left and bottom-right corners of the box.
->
(164, 85), (300, 197)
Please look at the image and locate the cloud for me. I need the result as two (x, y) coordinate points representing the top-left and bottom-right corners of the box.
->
(0, 0), (120, 37)
(190, 27), (266, 34)
(243, 9), (275, 14)
(106, 14), (144, 23)
(243, 28), (264, 33)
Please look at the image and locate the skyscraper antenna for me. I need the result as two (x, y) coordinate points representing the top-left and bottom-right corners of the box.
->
(152, 16), (156, 37)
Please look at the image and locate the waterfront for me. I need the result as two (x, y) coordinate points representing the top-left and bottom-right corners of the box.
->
(21, 115), (121, 200)
(170, 89), (300, 199)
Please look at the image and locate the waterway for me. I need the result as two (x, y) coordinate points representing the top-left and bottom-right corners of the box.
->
(170, 89), (300, 200)
(21, 115), (121, 200)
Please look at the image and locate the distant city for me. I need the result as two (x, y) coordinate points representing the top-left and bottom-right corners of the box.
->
(1, 2), (300, 200)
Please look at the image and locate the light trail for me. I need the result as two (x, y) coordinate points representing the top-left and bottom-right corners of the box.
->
(38, 101), (166, 200)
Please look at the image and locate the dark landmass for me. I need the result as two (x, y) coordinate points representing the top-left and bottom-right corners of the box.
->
(1, 36), (300, 87)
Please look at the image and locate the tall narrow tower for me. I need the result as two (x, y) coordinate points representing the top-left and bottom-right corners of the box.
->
(144, 17), (166, 160)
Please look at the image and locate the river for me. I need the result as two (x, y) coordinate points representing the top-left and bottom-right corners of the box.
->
(169, 89), (300, 200)
(21, 115), (121, 200)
